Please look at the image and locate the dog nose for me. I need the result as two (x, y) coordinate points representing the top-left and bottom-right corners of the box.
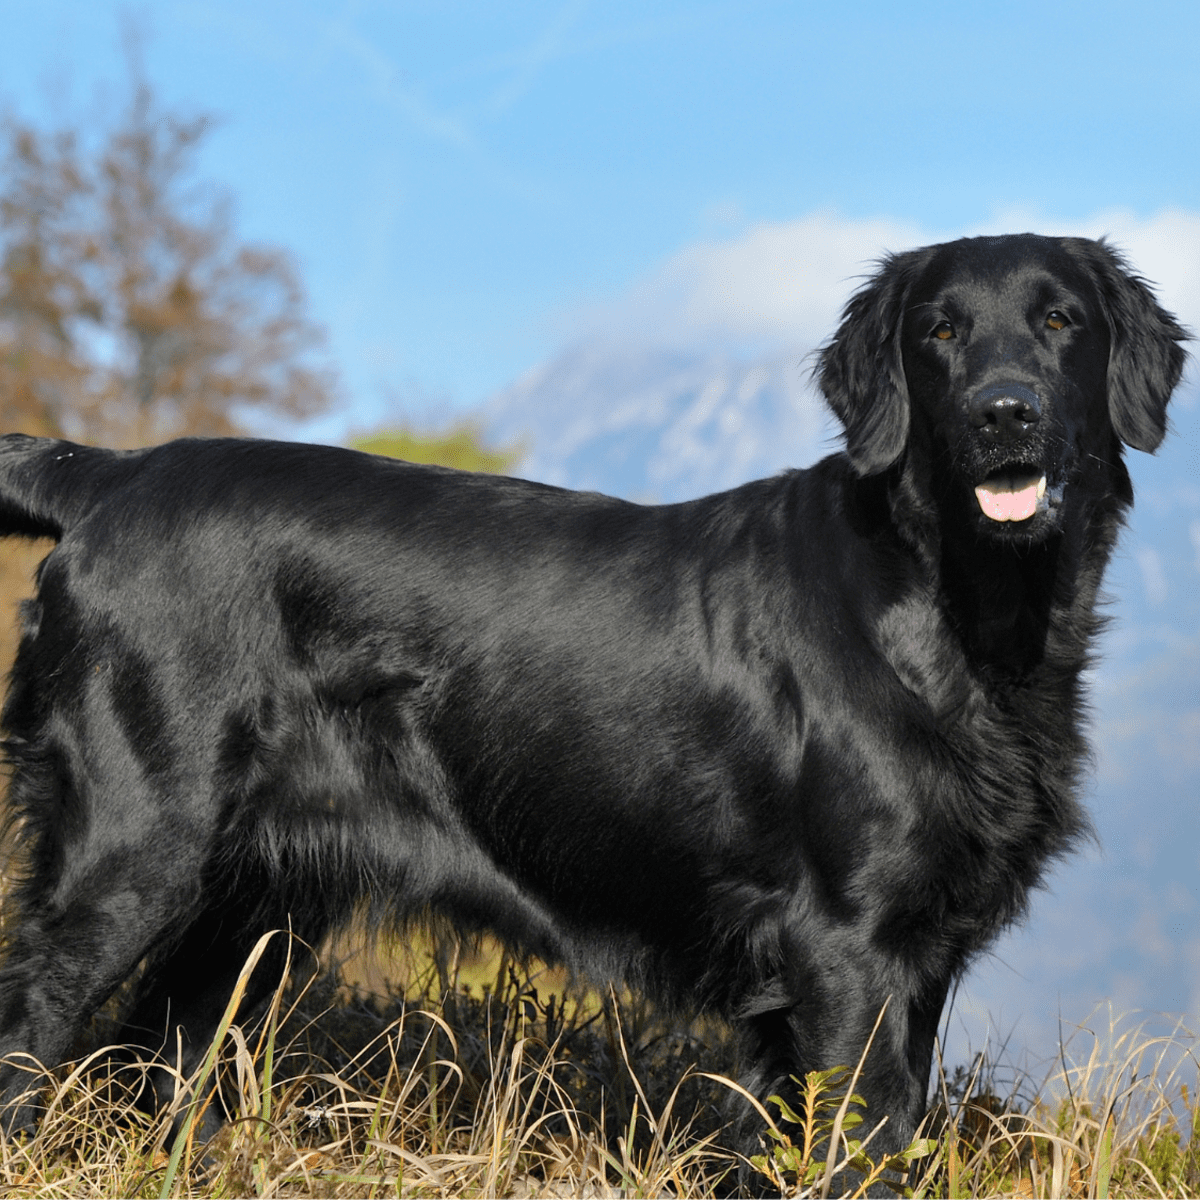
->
(969, 383), (1042, 441)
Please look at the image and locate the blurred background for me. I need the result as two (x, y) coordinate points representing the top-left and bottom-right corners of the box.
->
(0, 0), (1197, 1081)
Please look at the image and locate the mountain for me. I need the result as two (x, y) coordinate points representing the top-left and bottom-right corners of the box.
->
(486, 341), (837, 503)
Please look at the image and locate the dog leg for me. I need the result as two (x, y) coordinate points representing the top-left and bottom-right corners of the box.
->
(113, 881), (330, 1144)
(0, 850), (201, 1133)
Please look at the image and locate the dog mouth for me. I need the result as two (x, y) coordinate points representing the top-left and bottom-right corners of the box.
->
(974, 470), (1047, 523)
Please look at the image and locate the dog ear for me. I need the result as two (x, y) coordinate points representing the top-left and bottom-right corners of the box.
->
(1069, 238), (1190, 453)
(816, 251), (922, 475)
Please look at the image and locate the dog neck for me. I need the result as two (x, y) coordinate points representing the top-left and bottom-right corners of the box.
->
(882, 459), (1128, 681)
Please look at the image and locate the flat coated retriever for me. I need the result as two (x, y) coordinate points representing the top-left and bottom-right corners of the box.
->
(0, 234), (1187, 1169)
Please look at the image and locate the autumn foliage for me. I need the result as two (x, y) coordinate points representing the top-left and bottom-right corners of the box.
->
(0, 66), (345, 670)
(0, 77), (335, 446)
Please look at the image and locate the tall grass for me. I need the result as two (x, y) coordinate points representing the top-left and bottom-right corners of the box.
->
(0, 936), (1198, 1197)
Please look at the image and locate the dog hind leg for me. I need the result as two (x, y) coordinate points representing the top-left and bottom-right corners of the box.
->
(112, 863), (334, 1143)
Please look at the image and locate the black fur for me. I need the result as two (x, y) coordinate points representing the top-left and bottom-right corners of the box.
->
(0, 234), (1187, 1164)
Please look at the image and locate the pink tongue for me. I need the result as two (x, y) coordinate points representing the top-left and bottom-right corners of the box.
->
(975, 476), (1042, 522)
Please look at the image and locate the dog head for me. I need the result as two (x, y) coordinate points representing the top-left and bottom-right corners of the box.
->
(817, 233), (1189, 541)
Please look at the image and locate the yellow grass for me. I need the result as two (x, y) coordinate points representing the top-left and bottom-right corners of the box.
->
(0, 934), (1197, 1197)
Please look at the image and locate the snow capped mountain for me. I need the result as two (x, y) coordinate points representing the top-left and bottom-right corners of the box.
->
(486, 342), (837, 502)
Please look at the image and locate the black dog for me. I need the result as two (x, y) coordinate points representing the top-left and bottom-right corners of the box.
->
(0, 235), (1186, 1165)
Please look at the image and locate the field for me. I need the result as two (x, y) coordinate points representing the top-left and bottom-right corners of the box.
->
(0, 929), (1197, 1199)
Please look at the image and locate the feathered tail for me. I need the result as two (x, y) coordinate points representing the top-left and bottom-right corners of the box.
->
(0, 434), (132, 540)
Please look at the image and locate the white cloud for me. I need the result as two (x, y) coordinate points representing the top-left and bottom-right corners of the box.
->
(1135, 546), (1169, 606)
(1069, 209), (1200, 343)
(558, 210), (929, 353)
(554, 207), (1200, 358)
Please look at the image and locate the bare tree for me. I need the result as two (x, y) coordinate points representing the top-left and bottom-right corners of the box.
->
(0, 69), (335, 446)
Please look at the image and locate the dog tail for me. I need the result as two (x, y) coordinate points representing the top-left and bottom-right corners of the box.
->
(0, 434), (130, 541)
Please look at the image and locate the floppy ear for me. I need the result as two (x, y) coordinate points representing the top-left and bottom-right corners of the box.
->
(816, 251), (923, 475)
(1068, 238), (1190, 453)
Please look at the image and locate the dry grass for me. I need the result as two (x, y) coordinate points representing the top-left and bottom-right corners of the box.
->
(0, 935), (1198, 1198)
(0, 933), (739, 1198)
(910, 1011), (1200, 1199)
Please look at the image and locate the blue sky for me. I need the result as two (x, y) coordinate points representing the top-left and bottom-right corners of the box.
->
(3, 0), (1200, 1081)
(8, 1), (1200, 426)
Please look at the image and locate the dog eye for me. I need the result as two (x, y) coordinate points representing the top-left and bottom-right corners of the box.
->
(932, 322), (955, 341)
(1046, 311), (1069, 331)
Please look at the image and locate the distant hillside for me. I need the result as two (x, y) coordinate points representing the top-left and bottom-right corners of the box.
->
(486, 342), (838, 503)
